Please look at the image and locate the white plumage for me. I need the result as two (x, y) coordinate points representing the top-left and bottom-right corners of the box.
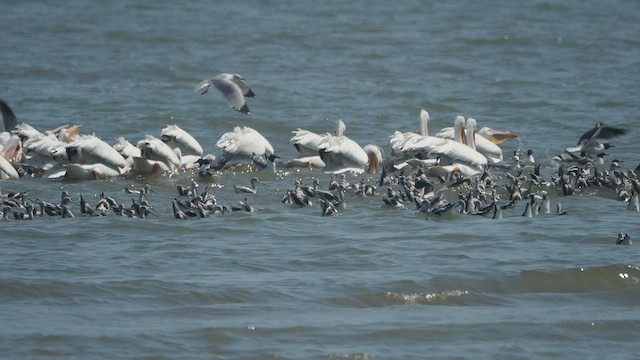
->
(195, 73), (255, 114)
(137, 135), (181, 173)
(317, 120), (382, 174)
(56, 134), (127, 170)
(436, 118), (504, 164)
(215, 126), (277, 170)
(161, 124), (203, 156)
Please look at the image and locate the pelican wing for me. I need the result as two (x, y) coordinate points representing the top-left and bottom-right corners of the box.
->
(290, 129), (327, 156)
(23, 133), (63, 157)
(318, 135), (368, 172)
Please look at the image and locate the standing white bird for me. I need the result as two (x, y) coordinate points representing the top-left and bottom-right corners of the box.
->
(195, 73), (255, 115)
(214, 126), (278, 170)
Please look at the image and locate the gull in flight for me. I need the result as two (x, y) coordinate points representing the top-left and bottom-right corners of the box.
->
(195, 73), (255, 115)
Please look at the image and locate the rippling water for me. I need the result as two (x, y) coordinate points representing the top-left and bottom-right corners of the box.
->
(1, 0), (639, 358)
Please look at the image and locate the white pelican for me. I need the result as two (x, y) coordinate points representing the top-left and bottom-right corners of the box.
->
(160, 124), (204, 156)
(195, 73), (255, 115)
(477, 127), (519, 145)
(389, 109), (431, 160)
(291, 120), (346, 154)
(283, 121), (348, 170)
(11, 123), (67, 174)
(435, 117), (505, 164)
(394, 114), (452, 162)
(214, 126), (277, 170)
(51, 134), (127, 171)
(317, 120), (382, 174)
(137, 135), (181, 173)
(427, 116), (487, 174)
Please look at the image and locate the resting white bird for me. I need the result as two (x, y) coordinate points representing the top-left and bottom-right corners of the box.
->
(282, 121), (348, 169)
(195, 73), (255, 115)
(137, 135), (181, 173)
(389, 109), (431, 160)
(436, 117), (505, 164)
(428, 116), (487, 173)
(317, 120), (382, 174)
(214, 126), (278, 170)
(160, 124), (203, 156)
(290, 125), (336, 157)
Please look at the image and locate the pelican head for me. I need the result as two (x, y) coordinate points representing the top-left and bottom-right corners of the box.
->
(363, 144), (383, 174)
(478, 127), (519, 145)
(419, 109), (430, 136)
(454, 116), (466, 144)
(335, 120), (346, 137)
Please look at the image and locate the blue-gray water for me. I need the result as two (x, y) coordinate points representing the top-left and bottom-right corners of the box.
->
(1, 0), (639, 358)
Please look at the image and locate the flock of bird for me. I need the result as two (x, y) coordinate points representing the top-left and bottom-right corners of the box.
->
(0, 73), (637, 243)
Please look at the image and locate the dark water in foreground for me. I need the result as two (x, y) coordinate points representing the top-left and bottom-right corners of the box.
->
(1, 0), (639, 358)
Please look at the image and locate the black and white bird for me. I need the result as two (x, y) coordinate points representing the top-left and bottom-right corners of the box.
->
(616, 232), (632, 245)
(566, 122), (627, 156)
(195, 73), (255, 115)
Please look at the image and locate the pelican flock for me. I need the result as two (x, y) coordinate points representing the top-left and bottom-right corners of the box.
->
(0, 87), (638, 244)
